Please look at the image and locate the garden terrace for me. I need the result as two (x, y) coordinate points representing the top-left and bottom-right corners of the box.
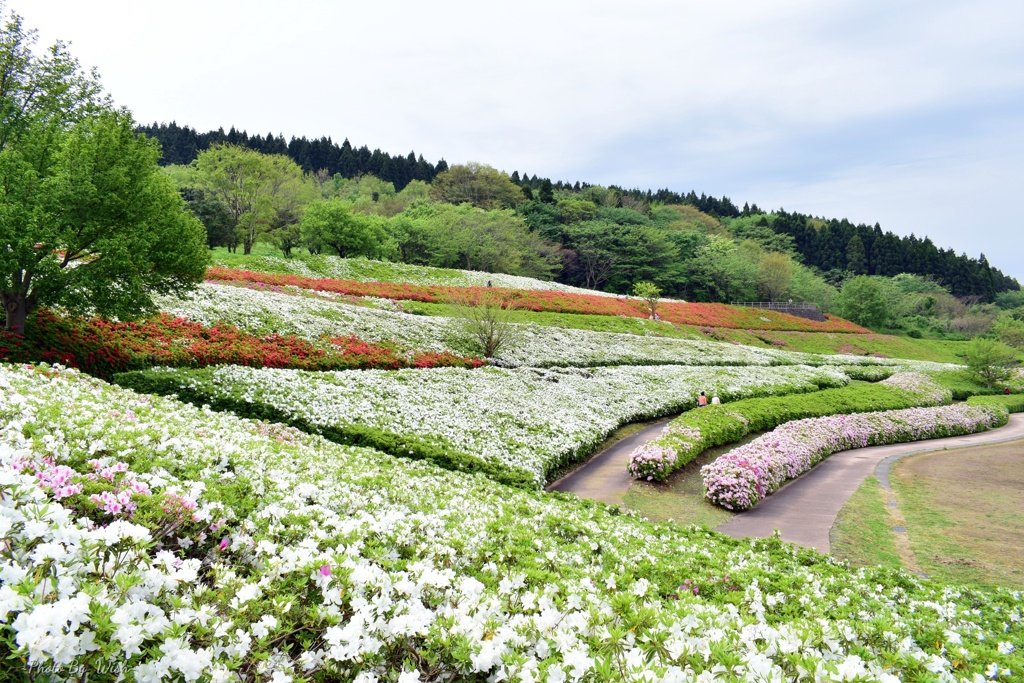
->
(206, 268), (871, 333)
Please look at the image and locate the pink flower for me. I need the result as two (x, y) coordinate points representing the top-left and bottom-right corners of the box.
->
(319, 565), (332, 577)
(220, 538), (230, 551)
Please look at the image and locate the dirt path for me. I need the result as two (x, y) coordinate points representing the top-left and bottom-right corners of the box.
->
(714, 414), (1024, 552)
(546, 418), (671, 504)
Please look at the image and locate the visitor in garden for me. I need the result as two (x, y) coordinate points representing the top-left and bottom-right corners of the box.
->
(698, 391), (708, 407)
(711, 395), (721, 405)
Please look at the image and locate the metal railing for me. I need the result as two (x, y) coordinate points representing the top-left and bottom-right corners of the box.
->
(731, 301), (826, 322)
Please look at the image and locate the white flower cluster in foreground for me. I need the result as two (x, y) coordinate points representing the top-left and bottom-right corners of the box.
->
(157, 363), (848, 483)
(1, 363), (1020, 682)
(157, 284), (959, 373)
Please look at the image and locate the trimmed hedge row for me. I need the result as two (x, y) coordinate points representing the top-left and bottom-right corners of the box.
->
(627, 374), (951, 481)
(112, 369), (536, 488)
(967, 393), (1024, 413)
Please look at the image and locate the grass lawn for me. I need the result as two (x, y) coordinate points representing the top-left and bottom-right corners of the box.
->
(829, 476), (903, 570)
(890, 441), (1024, 590)
(831, 440), (1024, 590)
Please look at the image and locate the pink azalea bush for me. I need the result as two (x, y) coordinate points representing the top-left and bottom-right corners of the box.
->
(701, 403), (1008, 510)
(627, 372), (950, 482)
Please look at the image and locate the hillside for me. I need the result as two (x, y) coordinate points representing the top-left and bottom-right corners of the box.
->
(142, 122), (1020, 304)
(6, 250), (1024, 681)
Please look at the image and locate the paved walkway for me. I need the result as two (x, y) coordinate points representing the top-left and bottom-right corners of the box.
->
(546, 418), (671, 504)
(714, 413), (1024, 552)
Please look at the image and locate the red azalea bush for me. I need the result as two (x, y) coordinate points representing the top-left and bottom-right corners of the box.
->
(207, 267), (870, 333)
(0, 309), (484, 379)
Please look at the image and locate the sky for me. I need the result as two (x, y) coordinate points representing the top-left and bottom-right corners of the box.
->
(18, 0), (1024, 283)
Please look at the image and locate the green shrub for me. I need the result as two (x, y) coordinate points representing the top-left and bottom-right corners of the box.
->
(966, 393), (1024, 413)
(629, 375), (950, 481)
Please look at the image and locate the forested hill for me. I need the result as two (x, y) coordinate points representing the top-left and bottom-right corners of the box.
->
(139, 122), (1018, 300)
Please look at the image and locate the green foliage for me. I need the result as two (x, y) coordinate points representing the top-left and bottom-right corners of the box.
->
(429, 162), (525, 209)
(837, 276), (891, 329)
(631, 281), (661, 318)
(111, 369), (537, 488)
(191, 144), (313, 255)
(389, 202), (557, 279)
(644, 378), (948, 480)
(0, 107), (209, 335)
(992, 314), (1024, 348)
(757, 252), (794, 302)
(960, 338), (1018, 389)
(966, 393), (1024, 413)
(299, 197), (393, 259)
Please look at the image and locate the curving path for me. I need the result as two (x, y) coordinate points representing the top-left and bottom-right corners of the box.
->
(546, 418), (671, 504)
(714, 413), (1024, 552)
(548, 411), (1024, 555)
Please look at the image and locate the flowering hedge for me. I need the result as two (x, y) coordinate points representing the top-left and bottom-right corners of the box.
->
(207, 268), (871, 333)
(2, 364), (1021, 681)
(0, 309), (483, 379)
(627, 373), (951, 481)
(702, 403), (1009, 510)
(114, 363), (847, 486)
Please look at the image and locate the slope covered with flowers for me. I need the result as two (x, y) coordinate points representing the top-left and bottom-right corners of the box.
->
(156, 283), (955, 373)
(0, 309), (483, 379)
(207, 268), (869, 333)
(114, 364), (848, 486)
(2, 364), (1021, 682)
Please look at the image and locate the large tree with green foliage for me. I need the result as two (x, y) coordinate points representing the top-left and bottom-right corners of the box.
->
(0, 7), (208, 335)
(837, 276), (891, 329)
(299, 198), (392, 258)
(191, 144), (312, 255)
(429, 163), (525, 210)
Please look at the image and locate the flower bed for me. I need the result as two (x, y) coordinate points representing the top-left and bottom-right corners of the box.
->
(114, 364), (847, 486)
(160, 283), (958, 371)
(0, 309), (483, 379)
(702, 403), (1009, 510)
(207, 267), (871, 333)
(628, 373), (951, 481)
(2, 363), (1020, 681)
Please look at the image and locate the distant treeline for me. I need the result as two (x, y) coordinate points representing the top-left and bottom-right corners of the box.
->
(139, 122), (1018, 300)
(137, 122), (449, 191)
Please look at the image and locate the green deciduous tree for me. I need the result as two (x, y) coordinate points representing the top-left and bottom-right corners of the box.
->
(837, 276), (891, 329)
(429, 163), (525, 210)
(632, 281), (661, 318)
(1, 109), (208, 335)
(961, 338), (1018, 389)
(0, 8), (207, 335)
(191, 145), (311, 255)
(299, 198), (392, 258)
(757, 252), (794, 302)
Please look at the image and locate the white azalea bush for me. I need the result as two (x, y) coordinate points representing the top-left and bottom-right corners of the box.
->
(114, 364), (848, 486)
(157, 283), (960, 373)
(702, 403), (1010, 510)
(2, 364), (1022, 682)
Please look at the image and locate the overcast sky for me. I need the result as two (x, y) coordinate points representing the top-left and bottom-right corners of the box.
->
(19, 0), (1024, 283)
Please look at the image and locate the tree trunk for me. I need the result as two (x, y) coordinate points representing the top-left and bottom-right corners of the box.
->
(3, 295), (29, 337)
